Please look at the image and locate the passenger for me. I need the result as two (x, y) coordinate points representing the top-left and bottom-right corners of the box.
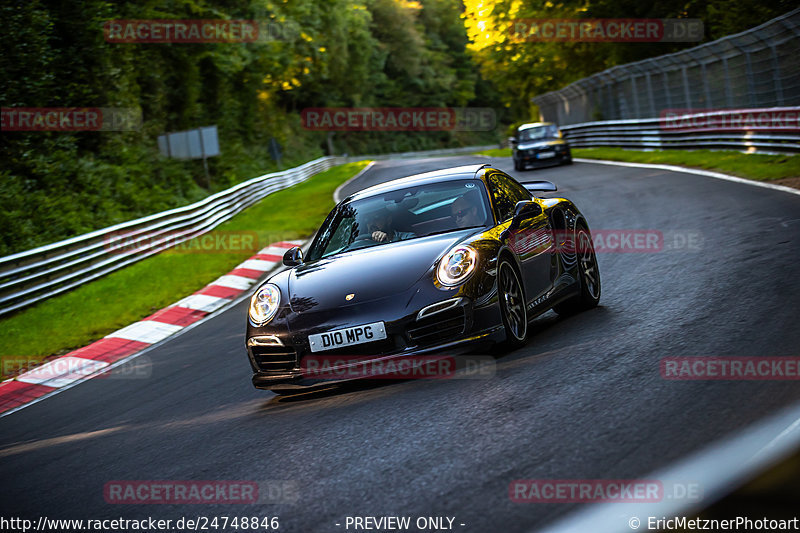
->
(450, 192), (484, 228)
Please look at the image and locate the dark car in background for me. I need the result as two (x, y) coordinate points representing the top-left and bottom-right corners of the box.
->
(246, 164), (600, 393)
(510, 122), (572, 170)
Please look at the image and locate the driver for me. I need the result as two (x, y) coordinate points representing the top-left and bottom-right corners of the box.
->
(450, 192), (484, 228)
(366, 209), (414, 243)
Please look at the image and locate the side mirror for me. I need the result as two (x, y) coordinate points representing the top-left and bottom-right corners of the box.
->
(508, 137), (518, 147)
(512, 200), (543, 221)
(501, 201), (543, 241)
(282, 246), (303, 267)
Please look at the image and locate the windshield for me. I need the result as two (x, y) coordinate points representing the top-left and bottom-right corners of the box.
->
(306, 179), (492, 261)
(518, 125), (559, 141)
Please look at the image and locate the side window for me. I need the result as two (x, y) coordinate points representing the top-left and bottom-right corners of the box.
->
(507, 175), (533, 203)
(486, 172), (531, 222)
(324, 217), (356, 256)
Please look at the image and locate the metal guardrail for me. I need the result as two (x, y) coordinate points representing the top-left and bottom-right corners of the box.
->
(561, 107), (800, 153)
(0, 145), (498, 317)
(0, 156), (338, 317)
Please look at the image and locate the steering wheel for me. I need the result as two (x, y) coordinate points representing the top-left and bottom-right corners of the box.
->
(346, 234), (377, 250)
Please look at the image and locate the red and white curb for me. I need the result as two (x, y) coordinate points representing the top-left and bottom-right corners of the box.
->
(0, 240), (303, 416)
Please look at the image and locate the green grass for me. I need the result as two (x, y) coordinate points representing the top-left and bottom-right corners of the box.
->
(474, 148), (511, 158)
(0, 161), (369, 372)
(572, 148), (799, 181)
(473, 147), (799, 182)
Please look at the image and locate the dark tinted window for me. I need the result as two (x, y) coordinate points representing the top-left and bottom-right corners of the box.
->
(306, 179), (492, 261)
(517, 124), (559, 141)
(486, 172), (531, 222)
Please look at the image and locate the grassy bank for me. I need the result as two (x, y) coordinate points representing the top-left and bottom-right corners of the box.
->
(0, 161), (369, 372)
(572, 148), (799, 181)
(474, 147), (799, 182)
(474, 148), (512, 158)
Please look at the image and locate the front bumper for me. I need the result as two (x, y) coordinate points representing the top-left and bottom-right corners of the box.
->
(247, 296), (504, 390)
(517, 148), (571, 168)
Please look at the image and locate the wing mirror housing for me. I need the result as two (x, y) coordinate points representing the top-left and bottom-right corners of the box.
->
(282, 246), (304, 267)
(501, 200), (543, 241)
(512, 200), (543, 221)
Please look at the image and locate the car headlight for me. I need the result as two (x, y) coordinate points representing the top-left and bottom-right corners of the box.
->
(249, 283), (281, 325)
(437, 245), (477, 287)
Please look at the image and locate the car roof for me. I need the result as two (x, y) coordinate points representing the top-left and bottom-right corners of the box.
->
(346, 164), (492, 202)
(518, 122), (554, 130)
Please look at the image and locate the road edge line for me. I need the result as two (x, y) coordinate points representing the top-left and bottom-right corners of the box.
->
(573, 158), (800, 197)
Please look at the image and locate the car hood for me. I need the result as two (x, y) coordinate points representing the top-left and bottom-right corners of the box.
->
(518, 139), (565, 150)
(288, 230), (475, 313)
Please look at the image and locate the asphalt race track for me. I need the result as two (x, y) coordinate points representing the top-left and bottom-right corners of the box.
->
(2, 155), (800, 532)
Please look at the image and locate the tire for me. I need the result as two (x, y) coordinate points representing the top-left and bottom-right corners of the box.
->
(554, 227), (601, 315)
(514, 158), (523, 171)
(497, 259), (528, 348)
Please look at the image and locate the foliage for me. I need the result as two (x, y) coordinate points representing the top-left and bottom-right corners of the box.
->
(2, 0), (792, 254)
(0, 0), (496, 255)
(462, 0), (796, 119)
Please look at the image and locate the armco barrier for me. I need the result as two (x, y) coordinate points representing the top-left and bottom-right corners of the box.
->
(561, 107), (800, 153)
(0, 145), (497, 317)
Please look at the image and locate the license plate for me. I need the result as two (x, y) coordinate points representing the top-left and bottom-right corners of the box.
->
(308, 321), (387, 352)
(537, 151), (556, 159)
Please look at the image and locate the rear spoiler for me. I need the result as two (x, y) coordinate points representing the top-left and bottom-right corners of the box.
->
(523, 180), (557, 193)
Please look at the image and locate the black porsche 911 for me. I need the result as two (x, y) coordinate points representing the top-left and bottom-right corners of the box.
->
(246, 164), (599, 392)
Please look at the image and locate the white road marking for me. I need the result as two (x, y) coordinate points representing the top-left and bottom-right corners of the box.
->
(238, 259), (278, 272)
(107, 321), (183, 344)
(17, 357), (110, 388)
(574, 158), (800, 197)
(212, 275), (257, 290)
(173, 294), (230, 313)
